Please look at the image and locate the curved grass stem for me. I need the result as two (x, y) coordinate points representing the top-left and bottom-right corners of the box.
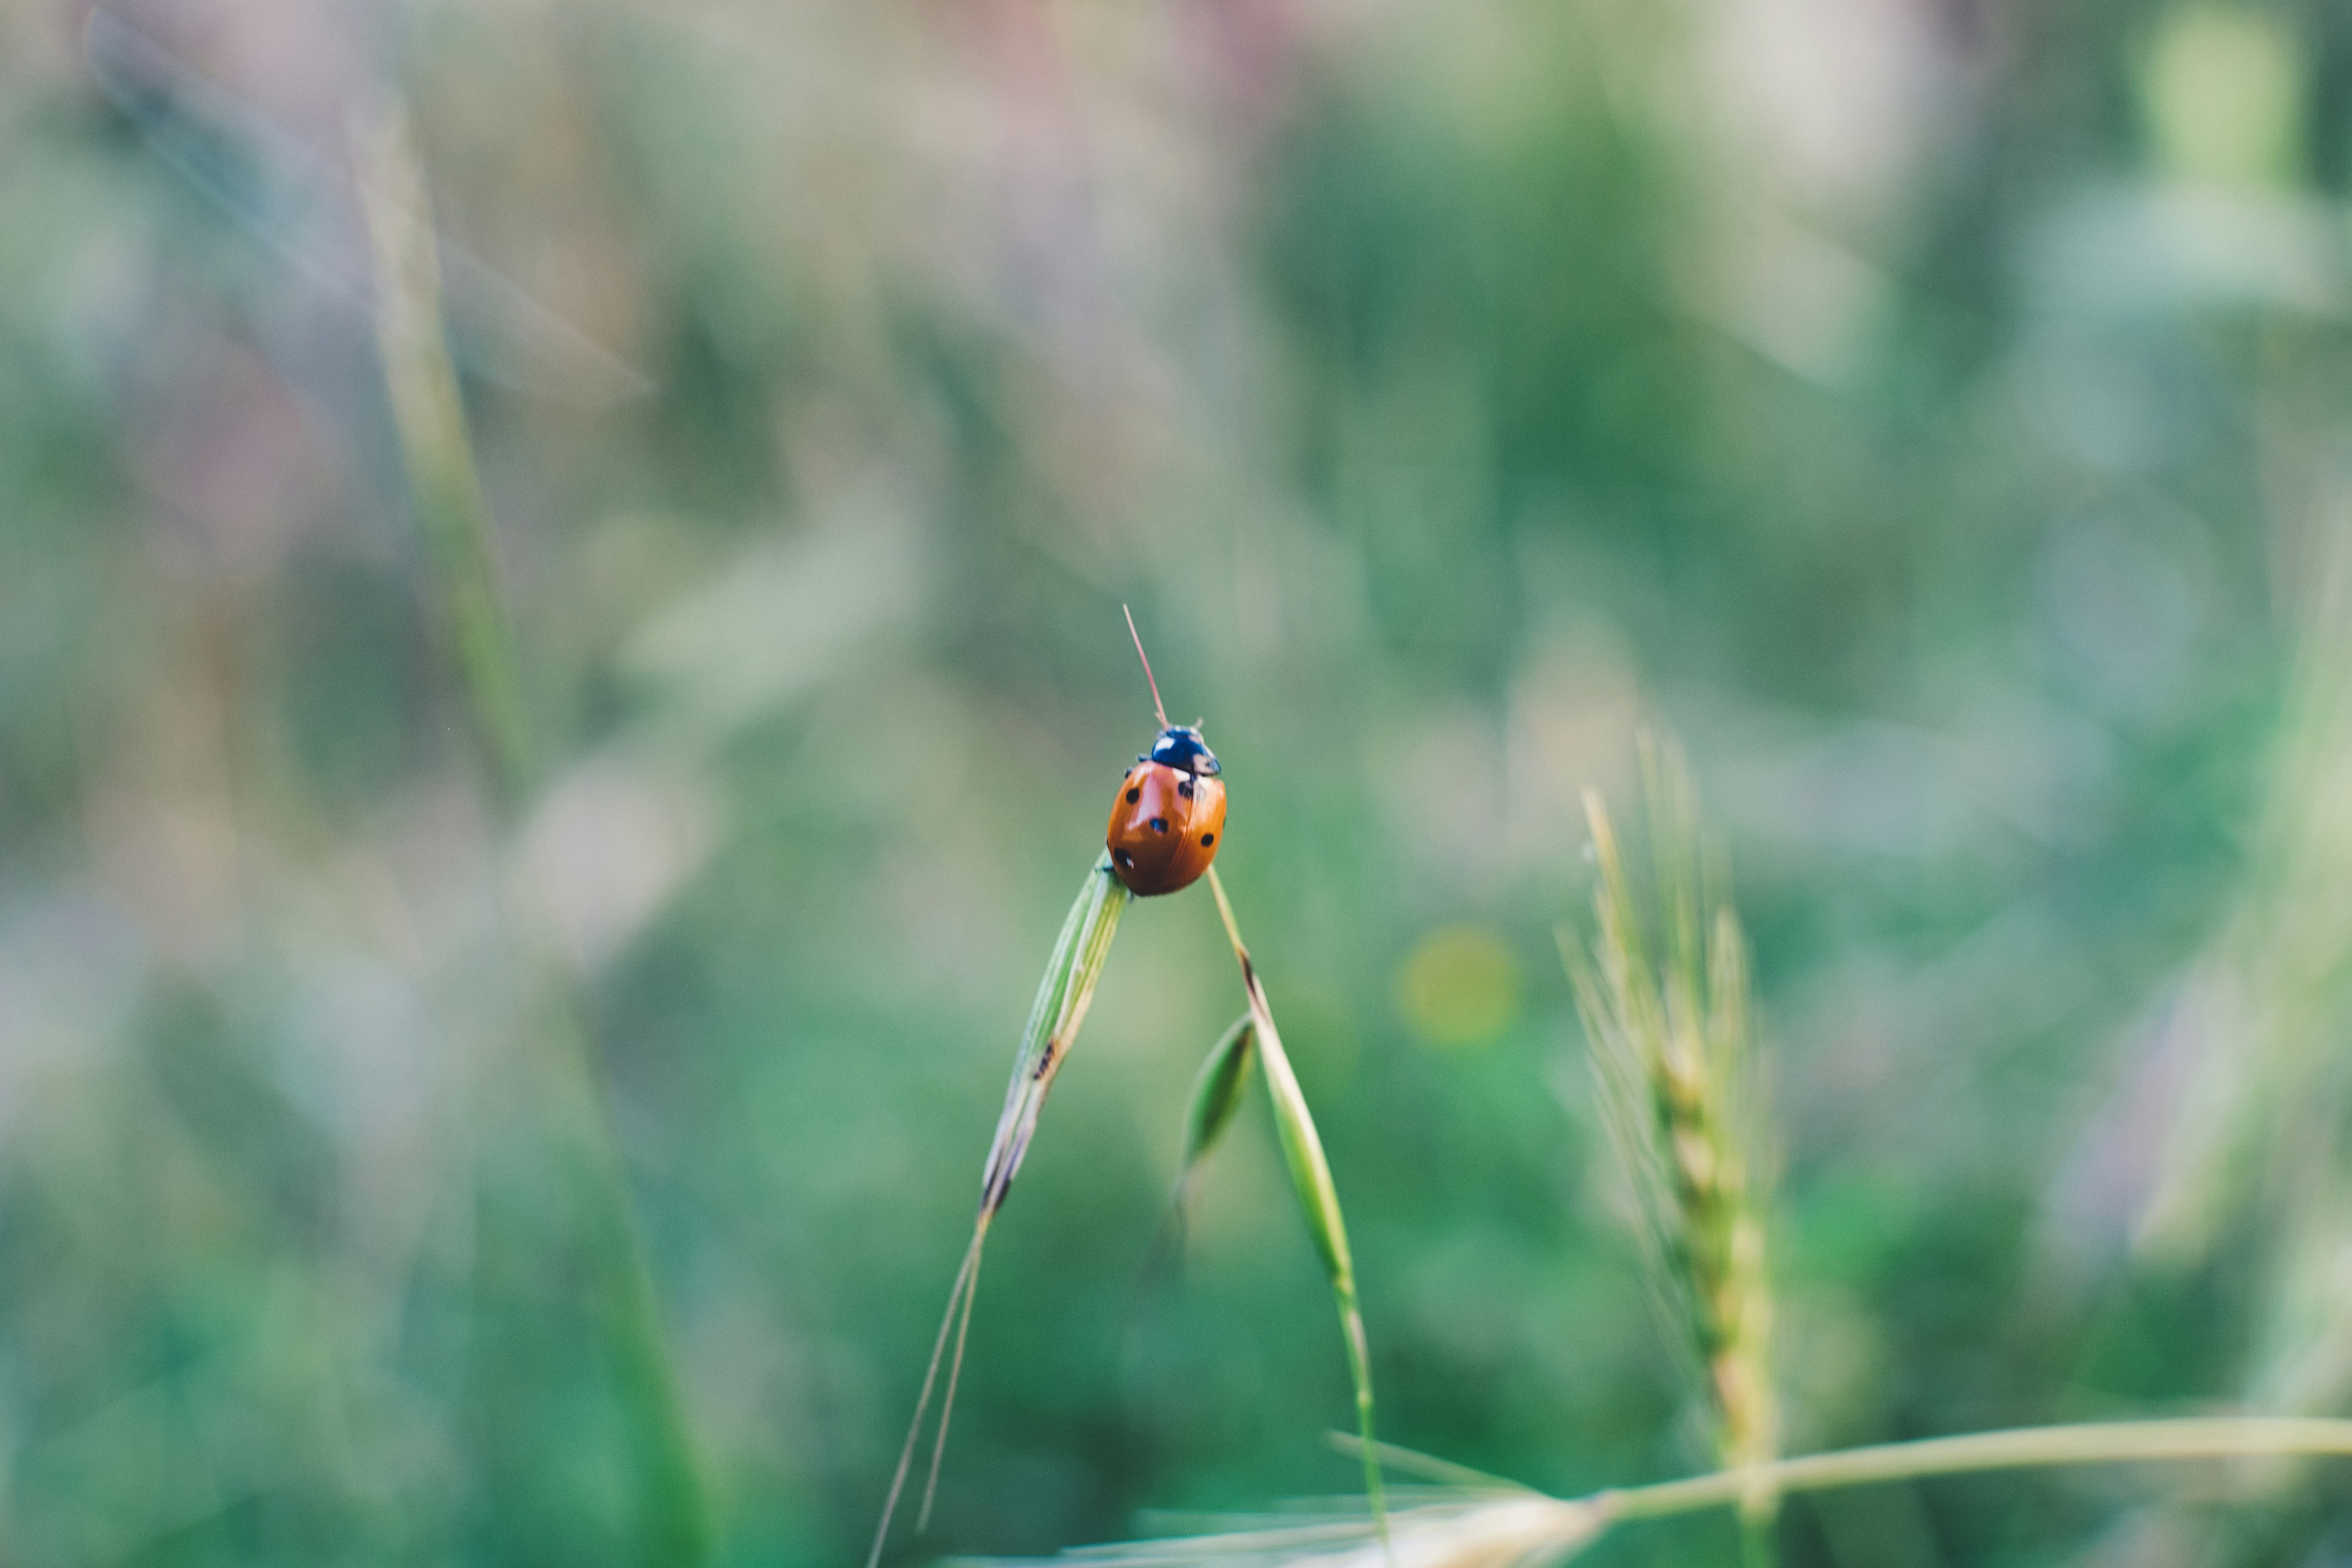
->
(1204, 868), (1389, 1555)
(1597, 1416), (2352, 1524)
(1316, 1418), (2352, 1567)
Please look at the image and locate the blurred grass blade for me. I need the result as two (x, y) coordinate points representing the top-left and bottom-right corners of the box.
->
(869, 853), (1130, 1567)
(1604, 1416), (2352, 1523)
(990, 1417), (2352, 1568)
(355, 101), (716, 1564)
(1330, 1431), (1535, 1493)
(86, 9), (649, 405)
(987, 1494), (1607, 1568)
(1205, 868), (1389, 1551)
(355, 103), (535, 808)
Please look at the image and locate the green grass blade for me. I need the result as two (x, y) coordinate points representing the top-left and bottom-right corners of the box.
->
(1204, 868), (1389, 1551)
(870, 852), (1130, 1567)
(981, 854), (1130, 1217)
(355, 103), (535, 810)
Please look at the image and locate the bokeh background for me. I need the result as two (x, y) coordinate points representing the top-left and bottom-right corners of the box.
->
(5, 0), (2352, 1562)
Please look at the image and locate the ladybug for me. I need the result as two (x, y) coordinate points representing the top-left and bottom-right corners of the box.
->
(1106, 609), (1227, 896)
(1108, 725), (1227, 895)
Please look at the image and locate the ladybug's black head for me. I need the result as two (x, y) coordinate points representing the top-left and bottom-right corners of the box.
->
(1145, 725), (1221, 777)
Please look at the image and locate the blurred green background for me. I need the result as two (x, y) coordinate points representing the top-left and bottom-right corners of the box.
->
(5, 0), (2352, 1562)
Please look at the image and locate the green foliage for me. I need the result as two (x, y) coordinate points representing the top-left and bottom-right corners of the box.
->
(5, 0), (2352, 1563)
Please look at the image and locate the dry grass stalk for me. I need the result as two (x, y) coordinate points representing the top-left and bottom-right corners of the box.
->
(1558, 738), (1776, 1531)
(992, 1417), (2352, 1568)
(972, 1493), (1605, 1568)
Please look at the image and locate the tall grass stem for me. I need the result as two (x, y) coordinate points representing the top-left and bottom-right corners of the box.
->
(1309, 1417), (2352, 1567)
(356, 102), (718, 1565)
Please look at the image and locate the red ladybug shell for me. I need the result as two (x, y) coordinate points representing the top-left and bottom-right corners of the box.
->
(1106, 730), (1227, 896)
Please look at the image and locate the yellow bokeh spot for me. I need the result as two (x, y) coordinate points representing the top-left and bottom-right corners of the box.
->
(1396, 925), (1522, 1049)
(2140, 7), (2302, 186)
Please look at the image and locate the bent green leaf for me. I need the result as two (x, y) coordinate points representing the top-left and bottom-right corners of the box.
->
(1137, 1014), (1257, 1298)
(1181, 1013), (1257, 1188)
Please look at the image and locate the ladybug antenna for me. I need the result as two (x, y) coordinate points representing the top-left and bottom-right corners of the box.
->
(1123, 604), (1169, 729)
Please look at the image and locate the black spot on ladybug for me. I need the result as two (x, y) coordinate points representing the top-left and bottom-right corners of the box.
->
(1149, 817), (1169, 833)
(1177, 779), (1194, 799)
(1114, 849), (1134, 869)
(1201, 833), (1214, 846)
(1126, 787), (1140, 804)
